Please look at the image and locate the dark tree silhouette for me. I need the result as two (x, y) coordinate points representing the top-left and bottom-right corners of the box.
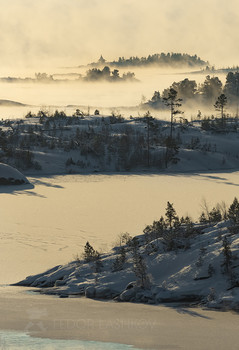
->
(222, 236), (232, 274)
(170, 78), (197, 100)
(163, 88), (183, 139)
(143, 111), (156, 167)
(165, 201), (177, 229)
(200, 75), (222, 103)
(214, 94), (227, 123)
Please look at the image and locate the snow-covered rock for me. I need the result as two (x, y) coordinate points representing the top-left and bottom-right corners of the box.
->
(95, 286), (113, 299)
(0, 163), (29, 185)
(85, 286), (96, 298)
(120, 286), (140, 302)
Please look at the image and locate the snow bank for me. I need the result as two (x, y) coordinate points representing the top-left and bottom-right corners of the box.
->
(0, 163), (29, 185)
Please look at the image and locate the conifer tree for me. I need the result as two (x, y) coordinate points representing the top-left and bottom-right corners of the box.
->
(214, 93), (227, 124)
(83, 241), (99, 262)
(165, 202), (177, 229)
(228, 197), (239, 224)
(163, 88), (183, 139)
(133, 253), (149, 288)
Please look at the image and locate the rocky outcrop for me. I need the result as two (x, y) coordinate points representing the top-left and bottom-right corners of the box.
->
(0, 163), (29, 185)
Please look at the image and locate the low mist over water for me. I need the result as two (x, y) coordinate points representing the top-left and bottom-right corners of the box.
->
(0, 67), (227, 119)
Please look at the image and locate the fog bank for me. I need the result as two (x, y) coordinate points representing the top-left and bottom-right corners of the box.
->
(0, 0), (239, 71)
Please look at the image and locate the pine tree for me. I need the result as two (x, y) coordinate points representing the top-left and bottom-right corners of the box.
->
(83, 241), (99, 262)
(163, 88), (183, 139)
(214, 93), (227, 123)
(133, 253), (149, 289)
(208, 207), (222, 223)
(143, 111), (156, 167)
(228, 197), (239, 224)
(165, 202), (177, 229)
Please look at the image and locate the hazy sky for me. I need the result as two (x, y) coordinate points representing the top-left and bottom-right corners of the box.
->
(1, 0), (239, 69)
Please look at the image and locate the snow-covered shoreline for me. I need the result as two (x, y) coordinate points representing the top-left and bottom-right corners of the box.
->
(14, 215), (239, 311)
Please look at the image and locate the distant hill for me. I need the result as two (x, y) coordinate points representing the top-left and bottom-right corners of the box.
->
(0, 99), (27, 107)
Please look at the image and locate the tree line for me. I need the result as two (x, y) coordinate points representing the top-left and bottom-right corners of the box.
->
(90, 53), (208, 68)
(84, 66), (136, 82)
(80, 197), (239, 290)
(145, 72), (239, 108)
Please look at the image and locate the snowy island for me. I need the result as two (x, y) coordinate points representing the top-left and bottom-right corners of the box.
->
(1, 109), (239, 176)
(15, 199), (239, 311)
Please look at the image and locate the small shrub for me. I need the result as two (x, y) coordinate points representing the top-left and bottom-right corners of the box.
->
(207, 287), (216, 302)
(221, 236), (232, 274)
(94, 253), (103, 273)
(208, 264), (215, 277)
(196, 246), (207, 267)
(112, 247), (126, 272)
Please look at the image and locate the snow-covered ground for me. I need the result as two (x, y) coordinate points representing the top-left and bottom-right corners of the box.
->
(2, 113), (239, 176)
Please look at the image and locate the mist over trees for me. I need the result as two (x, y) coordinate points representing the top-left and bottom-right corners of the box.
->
(84, 66), (136, 82)
(0, 66), (137, 84)
(89, 53), (208, 68)
(224, 72), (239, 104)
(145, 72), (239, 109)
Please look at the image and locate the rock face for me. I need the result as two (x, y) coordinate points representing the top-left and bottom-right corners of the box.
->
(0, 163), (29, 185)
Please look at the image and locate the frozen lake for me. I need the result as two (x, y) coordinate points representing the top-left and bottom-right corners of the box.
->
(0, 330), (140, 350)
(0, 284), (239, 350)
(1, 171), (239, 350)
(1, 171), (239, 284)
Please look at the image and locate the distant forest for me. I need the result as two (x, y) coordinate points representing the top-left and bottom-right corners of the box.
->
(145, 72), (239, 109)
(84, 66), (137, 82)
(89, 53), (208, 68)
(0, 68), (137, 84)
